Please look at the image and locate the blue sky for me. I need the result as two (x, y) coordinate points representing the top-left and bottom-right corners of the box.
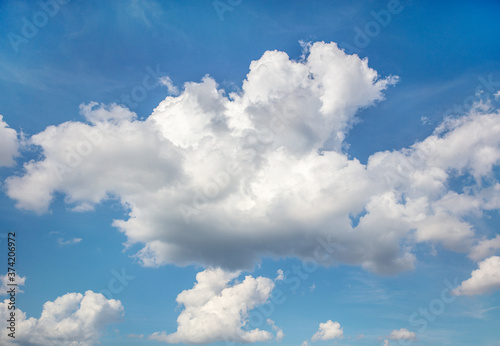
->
(1, 0), (500, 345)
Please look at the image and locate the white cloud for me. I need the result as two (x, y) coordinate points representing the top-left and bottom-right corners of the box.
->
(267, 319), (284, 341)
(469, 235), (500, 262)
(80, 101), (137, 124)
(0, 274), (26, 294)
(58, 237), (83, 246)
(150, 268), (278, 344)
(0, 115), (18, 167)
(159, 76), (180, 96)
(276, 269), (284, 281)
(0, 290), (123, 345)
(453, 256), (500, 296)
(70, 202), (95, 212)
(388, 328), (417, 341)
(5, 41), (500, 275)
(311, 320), (343, 342)
(383, 339), (390, 346)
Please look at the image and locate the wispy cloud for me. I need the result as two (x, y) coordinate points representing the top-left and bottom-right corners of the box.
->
(58, 237), (82, 246)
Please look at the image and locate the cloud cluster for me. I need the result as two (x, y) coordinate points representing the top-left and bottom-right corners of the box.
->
(4, 41), (500, 277)
(150, 268), (278, 344)
(0, 115), (18, 167)
(310, 320), (343, 342)
(0, 290), (123, 345)
(453, 256), (500, 296)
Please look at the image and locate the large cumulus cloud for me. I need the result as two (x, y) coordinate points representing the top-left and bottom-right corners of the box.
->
(5, 42), (500, 275)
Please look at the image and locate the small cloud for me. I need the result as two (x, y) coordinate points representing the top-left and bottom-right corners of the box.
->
(311, 320), (343, 342)
(0, 274), (26, 294)
(387, 328), (417, 341)
(309, 284), (316, 292)
(276, 269), (284, 281)
(58, 238), (82, 246)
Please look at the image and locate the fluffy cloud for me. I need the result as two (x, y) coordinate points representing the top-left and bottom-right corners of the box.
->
(0, 115), (18, 167)
(5, 41), (500, 275)
(310, 320), (343, 342)
(387, 328), (417, 341)
(0, 290), (123, 345)
(453, 256), (500, 296)
(150, 268), (278, 344)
